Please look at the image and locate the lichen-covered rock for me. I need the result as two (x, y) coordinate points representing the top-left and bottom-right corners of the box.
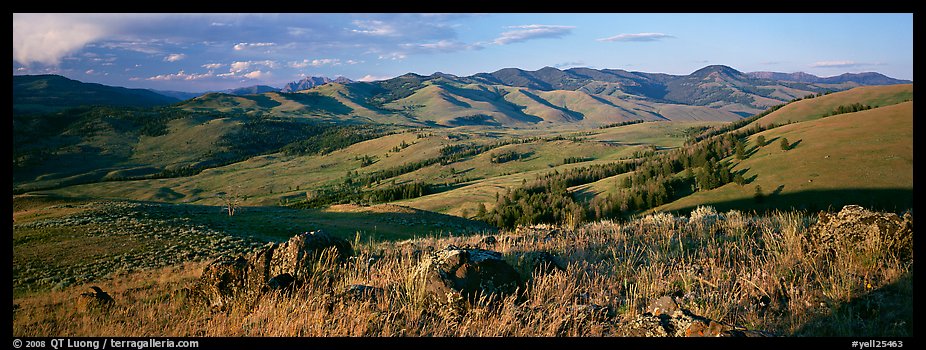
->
(812, 205), (913, 261)
(76, 286), (115, 312)
(196, 256), (251, 309)
(250, 230), (353, 285)
(413, 245), (522, 304)
(646, 295), (679, 316)
(619, 298), (774, 337)
(195, 230), (353, 309)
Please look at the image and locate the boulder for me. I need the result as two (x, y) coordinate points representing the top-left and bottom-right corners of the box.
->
(646, 295), (679, 316)
(196, 256), (251, 309)
(812, 205), (913, 261)
(480, 236), (498, 246)
(619, 295), (774, 337)
(195, 230), (353, 309)
(76, 286), (115, 311)
(413, 245), (522, 304)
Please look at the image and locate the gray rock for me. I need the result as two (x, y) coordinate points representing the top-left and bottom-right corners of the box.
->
(412, 245), (522, 305)
(194, 230), (353, 309)
(812, 205), (913, 261)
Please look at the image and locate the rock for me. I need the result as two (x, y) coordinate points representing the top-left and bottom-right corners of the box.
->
(196, 256), (251, 309)
(194, 230), (354, 309)
(646, 295), (678, 316)
(77, 286), (115, 311)
(812, 205), (913, 261)
(515, 251), (566, 277)
(338, 284), (385, 303)
(412, 245), (522, 304)
(480, 236), (497, 246)
(619, 298), (774, 337)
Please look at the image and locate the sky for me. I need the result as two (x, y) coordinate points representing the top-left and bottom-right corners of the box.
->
(12, 13), (913, 92)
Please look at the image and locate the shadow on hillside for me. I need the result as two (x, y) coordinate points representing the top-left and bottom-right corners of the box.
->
(786, 139), (803, 150)
(794, 272), (912, 336)
(126, 201), (498, 243)
(282, 93), (354, 115)
(669, 188), (913, 216)
(439, 84), (544, 124)
(519, 90), (585, 121)
(247, 94), (283, 109)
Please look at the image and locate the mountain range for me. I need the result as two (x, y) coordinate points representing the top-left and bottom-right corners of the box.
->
(280, 76), (353, 93)
(13, 65), (910, 126)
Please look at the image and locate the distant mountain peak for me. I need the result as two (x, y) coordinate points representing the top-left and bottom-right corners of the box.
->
(691, 65), (743, 77)
(746, 71), (910, 85)
(281, 76), (353, 93)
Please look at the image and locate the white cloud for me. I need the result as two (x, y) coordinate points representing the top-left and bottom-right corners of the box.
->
(346, 59), (362, 65)
(244, 70), (269, 79)
(400, 40), (481, 53)
(164, 53), (186, 62)
(288, 58), (344, 68)
(810, 60), (870, 68)
(147, 70), (213, 81)
(553, 61), (585, 69)
(597, 32), (674, 42)
(13, 13), (108, 65)
(85, 69), (95, 75)
(233, 42), (276, 51)
(202, 63), (225, 69)
(377, 52), (407, 60)
(351, 20), (397, 36)
(358, 74), (393, 82)
(230, 60), (277, 73)
(494, 24), (575, 45)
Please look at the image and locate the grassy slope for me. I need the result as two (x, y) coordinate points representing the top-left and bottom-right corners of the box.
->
(657, 101), (913, 213)
(752, 84), (912, 127)
(400, 122), (703, 216)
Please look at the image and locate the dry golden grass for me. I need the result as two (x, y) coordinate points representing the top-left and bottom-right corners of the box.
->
(13, 207), (912, 337)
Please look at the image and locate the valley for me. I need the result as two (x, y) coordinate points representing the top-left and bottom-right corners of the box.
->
(12, 66), (914, 338)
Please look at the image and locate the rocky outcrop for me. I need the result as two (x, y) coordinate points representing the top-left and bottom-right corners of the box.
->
(514, 251), (566, 277)
(77, 286), (114, 311)
(194, 230), (352, 309)
(619, 295), (773, 337)
(412, 245), (522, 304)
(812, 205), (913, 261)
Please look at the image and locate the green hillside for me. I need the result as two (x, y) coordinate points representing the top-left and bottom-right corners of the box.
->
(752, 84), (912, 127)
(657, 101), (913, 213)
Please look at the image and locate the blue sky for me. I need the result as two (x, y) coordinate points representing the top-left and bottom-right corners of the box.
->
(12, 13), (913, 92)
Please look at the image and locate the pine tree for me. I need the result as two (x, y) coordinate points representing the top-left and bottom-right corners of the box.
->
(735, 141), (746, 159)
(780, 138), (790, 151)
(754, 185), (765, 203)
(756, 135), (766, 147)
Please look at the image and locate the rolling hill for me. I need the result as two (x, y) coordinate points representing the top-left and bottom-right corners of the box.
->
(655, 100), (912, 214)
(179, 65), (904, 128)
(13, 74), (180, 114)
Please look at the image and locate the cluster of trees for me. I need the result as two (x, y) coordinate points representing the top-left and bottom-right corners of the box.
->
(478, 161), (640, 229)
(355, 155), (377, 167)
(563, 156), (594, 164)
(597, 120), (645, 129)
(390, 140), (412, 153)
(824, 103), (873, 117)
(490, 150), (528, 164)
(684, 104), (784, 145)
(282, 124), (394, 156)
(478, 99), (793, 228)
